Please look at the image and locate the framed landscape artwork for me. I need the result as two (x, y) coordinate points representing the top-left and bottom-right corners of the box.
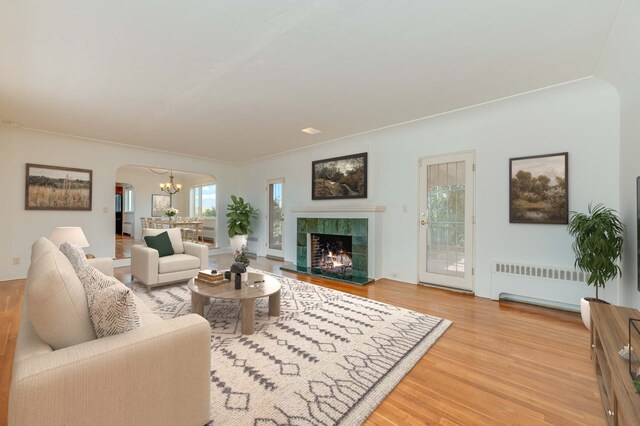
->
(312, 152), (368, 200)
(25, 163), (92, 211)
(152, 194), (171, 217)
(509, 152), (568, 224)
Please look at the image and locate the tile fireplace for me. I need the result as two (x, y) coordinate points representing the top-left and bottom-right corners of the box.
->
(281, 217), (373, 285)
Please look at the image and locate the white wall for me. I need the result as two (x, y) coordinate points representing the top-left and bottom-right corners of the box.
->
(596, 0), (640, 308)
(1, 78), (625, 306)
(240, 79), (620, 300)
(1, 127), (239, 280)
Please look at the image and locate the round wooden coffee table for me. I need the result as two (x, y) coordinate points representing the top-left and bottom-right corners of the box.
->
(187, 272), (281, 335)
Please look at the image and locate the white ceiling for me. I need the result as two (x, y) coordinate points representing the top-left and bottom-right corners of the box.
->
(0, 1), (622, 162)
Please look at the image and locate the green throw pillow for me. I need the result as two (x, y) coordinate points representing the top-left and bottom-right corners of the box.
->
(144, 232), (175, 257)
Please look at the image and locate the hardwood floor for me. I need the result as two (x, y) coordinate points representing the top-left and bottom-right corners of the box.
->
(0, 280), (23, 426)
(115, 234), (136, 259)
(2, 254), (604, 425)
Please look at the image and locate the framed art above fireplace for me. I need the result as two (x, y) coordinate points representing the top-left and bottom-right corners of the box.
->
(312, 152), (367, 200)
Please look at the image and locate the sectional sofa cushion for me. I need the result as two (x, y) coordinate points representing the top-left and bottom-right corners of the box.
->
(26, 238), (97, 350)
(142, 227), (184, 254)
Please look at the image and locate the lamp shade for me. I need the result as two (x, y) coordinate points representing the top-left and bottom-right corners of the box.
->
(48, 227), (89, 248)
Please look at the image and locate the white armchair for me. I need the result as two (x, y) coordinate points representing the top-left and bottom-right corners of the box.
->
(131, 228), (209, 290)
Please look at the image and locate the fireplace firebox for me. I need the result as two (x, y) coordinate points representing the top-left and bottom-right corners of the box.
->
(310, 233), (352, 275)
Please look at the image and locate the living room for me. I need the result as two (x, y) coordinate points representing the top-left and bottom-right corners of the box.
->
(2, 1), (640, 425)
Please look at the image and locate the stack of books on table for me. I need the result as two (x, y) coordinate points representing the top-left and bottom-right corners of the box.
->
(195, 270), (227, 286)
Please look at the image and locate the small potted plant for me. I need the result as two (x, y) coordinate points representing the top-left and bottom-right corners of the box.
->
(568, 203), (624, 329)
(234, 245), (250, 283)
(234, 245), (250, 268)
(165, 207), (179, 220)
(226, 195), (258, 253)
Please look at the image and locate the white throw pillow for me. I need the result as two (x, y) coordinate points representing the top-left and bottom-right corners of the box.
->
(142, 227), (184, 254)
(59, 241), (89, 274)
(77, 266), (141, 338)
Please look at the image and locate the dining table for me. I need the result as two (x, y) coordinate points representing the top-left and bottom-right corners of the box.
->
(156, 219), (204, 242)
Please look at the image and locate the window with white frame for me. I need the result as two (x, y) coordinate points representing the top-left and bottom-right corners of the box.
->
(190, 183), (217, 217)
(124, 187), (134, 212)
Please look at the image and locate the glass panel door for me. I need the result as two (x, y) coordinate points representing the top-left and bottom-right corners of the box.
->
(419, 152), (474, 291)
(267, 179), (284, 258)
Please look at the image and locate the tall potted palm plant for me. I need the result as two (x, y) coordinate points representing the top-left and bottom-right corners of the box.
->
(567, 203), (624, 329)
(226, 195), (258, 254)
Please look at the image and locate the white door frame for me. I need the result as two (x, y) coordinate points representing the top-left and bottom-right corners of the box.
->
(266, 178), (285, 258)
(418, 151), (475, 292)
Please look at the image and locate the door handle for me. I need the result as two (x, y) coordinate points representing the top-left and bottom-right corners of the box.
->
(420, 220), (427, 225)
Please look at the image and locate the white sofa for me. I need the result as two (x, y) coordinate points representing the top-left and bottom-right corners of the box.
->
(9, 237), (212, 426)
(87, 256), (114, 276)
(131, 228), (209, 290)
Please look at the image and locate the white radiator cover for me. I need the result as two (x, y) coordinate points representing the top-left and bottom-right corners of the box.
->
(490, 261), (616, 311)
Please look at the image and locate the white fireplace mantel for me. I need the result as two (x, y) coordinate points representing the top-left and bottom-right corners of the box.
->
(290, 205), (386, 213)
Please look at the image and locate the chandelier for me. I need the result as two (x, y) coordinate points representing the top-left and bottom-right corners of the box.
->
(159, 170), (182, 195)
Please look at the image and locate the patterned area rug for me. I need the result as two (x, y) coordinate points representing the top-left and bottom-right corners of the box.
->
(131, 271), (451, 425)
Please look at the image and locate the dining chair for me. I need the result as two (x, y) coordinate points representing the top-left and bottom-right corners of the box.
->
(181, 223), (197, 242)
(194, 219), (204, 242)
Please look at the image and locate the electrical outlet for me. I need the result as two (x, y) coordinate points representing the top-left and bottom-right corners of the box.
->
(12, 257), (20, 265)
(103, 207), (108, 213)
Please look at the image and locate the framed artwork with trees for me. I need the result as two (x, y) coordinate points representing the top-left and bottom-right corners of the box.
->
(509, 152), (568, 224)
(312, 152), (367, 200)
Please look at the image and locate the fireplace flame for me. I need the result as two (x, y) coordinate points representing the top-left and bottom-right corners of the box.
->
(311, 234), (354, 275)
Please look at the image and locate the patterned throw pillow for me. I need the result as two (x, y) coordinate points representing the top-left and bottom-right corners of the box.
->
(77, 266), (141, 338)
(59, 241), (90, 274)
(77, 265), (120, 295)
(89, 282), (140, 338)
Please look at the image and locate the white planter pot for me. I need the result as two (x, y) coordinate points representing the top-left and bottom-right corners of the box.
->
(230, 235), (248, 254)
(580, 297), (591, 330)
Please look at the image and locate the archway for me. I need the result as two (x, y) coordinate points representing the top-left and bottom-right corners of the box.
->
(115, 165), (217, 259)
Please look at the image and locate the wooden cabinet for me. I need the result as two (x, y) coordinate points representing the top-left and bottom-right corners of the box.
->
(590, 302), (640, 425)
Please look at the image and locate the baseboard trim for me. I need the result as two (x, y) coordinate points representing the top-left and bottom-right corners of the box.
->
(418, 282), (474, 295)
